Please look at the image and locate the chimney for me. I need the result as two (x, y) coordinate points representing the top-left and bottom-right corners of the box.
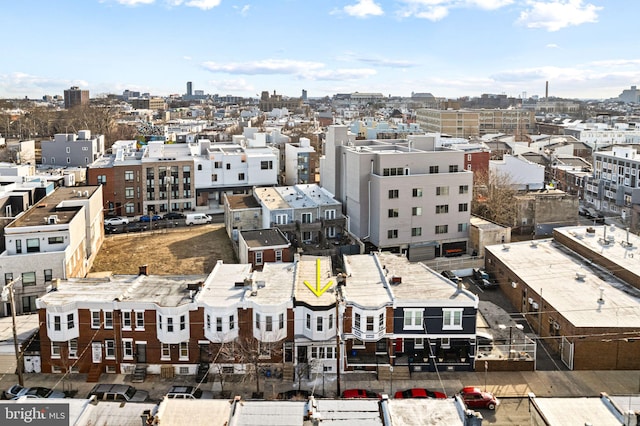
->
(545, 81), (549, 99)
(51, 278), (60, 291)
(138, 265), (148, 276)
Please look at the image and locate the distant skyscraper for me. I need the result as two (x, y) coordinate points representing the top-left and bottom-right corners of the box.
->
(302, 89), (307, 102)
(64, 86), (89, 109)
(186, 82), (193, 97)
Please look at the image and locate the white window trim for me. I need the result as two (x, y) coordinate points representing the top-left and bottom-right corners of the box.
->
(122, 339), (134, 360)
(135, 311), (145, 331)
(179, 342), (189, 360)
(91, 310), (100, 329)
(161, 343), (171, 361)
(68, 339), (78, 359)
(443, 308), (464, 330)
(51, 342), (61, 359)
(105, 340), (116, 359)
(122, 310), (132, 331)
(403, 308), (424, 330)
(103, 311), (113, 329)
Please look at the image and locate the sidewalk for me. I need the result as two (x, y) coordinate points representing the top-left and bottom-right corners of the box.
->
(2, 369), (639, 401)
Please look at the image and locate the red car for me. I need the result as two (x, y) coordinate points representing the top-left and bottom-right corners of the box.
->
(459, 387), (499, 410)
(341, 389), (381, 399)
(394, 388), (447, 399)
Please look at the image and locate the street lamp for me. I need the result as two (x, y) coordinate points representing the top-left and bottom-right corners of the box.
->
(499, 323), (524, 359)
(2, 277), (24, 386)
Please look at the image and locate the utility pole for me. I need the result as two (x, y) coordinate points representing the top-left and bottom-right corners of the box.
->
(2, 277), (24, 386)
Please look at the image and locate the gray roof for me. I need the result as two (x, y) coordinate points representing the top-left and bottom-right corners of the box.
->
(485, 235), (640, 328)
(241, 228), (290, 249)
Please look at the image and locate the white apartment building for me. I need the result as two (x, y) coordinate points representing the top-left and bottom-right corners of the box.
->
(192, 135), (279, 209)
(585, 145), (640, 227)
(321, 125), (473, 260)
(563, 122), (640, 149)
(284, 137), (315, 185)
(1, 185), (103, 316)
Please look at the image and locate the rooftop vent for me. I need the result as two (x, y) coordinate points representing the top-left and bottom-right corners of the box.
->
(575, 271), (586, 281)
(502, 244), (510, 251)
(390, 276), (402, 285)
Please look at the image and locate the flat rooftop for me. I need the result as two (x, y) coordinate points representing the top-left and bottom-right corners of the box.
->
(294, 256), (338, 308)
(387, 399), (466, 426)
(198, 261), (294, 307)
(155, 399), (230, 426)
(226, 194), (261, 210)
(341, 254), (393, 309)
(486, 238), (640, 328)
(10, 186), (100, 228)
(38, 274), (207, 308)
(555, 225), (640, 282)
(241, 229), (289, 248)
(530, 396), (624, 426)
(375, 252), (478, 306)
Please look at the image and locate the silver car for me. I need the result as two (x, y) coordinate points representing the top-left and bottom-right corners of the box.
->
(5, 384), (65, 399)
(104, 216), (130, 226)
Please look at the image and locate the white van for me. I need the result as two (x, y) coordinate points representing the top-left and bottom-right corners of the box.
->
(185, 213), (212, 225)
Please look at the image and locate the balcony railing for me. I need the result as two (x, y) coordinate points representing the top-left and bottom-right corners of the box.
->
(352, 327), (386, 341)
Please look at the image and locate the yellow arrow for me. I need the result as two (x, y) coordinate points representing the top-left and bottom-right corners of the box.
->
(304, 258), (333, 297)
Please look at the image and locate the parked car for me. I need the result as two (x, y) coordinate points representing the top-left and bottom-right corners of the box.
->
(104, 216), (129, 226)
(341, 389), (381, 399)
(185, 213), (212, 226)
(5, 384), (65, 399)
(163, 212), (186, 220)
(125, 222), (147, 232)
(459, 386), (498, 410)
(394, 388), (447, 399)
(139, 214), (162, 222)
(164, 385), (213, 399)
(472, 268), (489, 282)
(87, 384), (149, 402)
(441, 270), (461, 284)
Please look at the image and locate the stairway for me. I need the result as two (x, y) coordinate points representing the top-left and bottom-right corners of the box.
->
(87, 364), (102, 383)
(132, 364), (147, 383)
(282, 364), (294, 381)
(378, 365), (411, 380)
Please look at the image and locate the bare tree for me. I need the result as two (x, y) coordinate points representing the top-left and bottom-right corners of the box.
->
(219, 337), (283, 395)
(472, 169), (519, 227)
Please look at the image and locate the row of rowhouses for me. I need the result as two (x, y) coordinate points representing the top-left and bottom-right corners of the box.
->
(35, 252), (479, 382)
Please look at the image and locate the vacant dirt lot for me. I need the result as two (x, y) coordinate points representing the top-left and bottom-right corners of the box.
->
(91, 224), (237, 275)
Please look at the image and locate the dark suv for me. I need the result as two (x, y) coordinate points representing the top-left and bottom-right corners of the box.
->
(441, 270), (461, 283)
(87, 384), (149, 402)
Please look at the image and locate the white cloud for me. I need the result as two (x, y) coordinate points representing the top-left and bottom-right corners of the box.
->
(183, 56), (192, 60)
(0, 72), (87, 96)
(239, 4), (250, 16)
(357, 57), (419, 68)
(201, 59), (376, 82)
(343, 0), (384, 18)
(112, 0), (155, 5)
(302, 68), (377, 81)
(396, 0), (512, 21)
(208, 78), (255, 93)
(168, 0), (221, 10)
(468, 0), (514, 10)
(517, 0), (602, 32)
(202, 59), (326, 75)
(546, 43), (559, 48)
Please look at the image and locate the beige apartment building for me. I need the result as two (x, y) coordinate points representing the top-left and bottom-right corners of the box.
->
(415, 108), (535, 138)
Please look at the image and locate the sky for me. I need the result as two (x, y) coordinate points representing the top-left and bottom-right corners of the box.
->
(0, 0), (638, 101)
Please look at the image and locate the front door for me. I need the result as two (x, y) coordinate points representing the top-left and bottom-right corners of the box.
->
(136, 343), (146, 363)
(91, 342), (102, 363)
(297, 346), (307, 363)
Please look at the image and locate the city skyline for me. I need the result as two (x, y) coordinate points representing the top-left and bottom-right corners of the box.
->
(1, 0), (638, 101)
